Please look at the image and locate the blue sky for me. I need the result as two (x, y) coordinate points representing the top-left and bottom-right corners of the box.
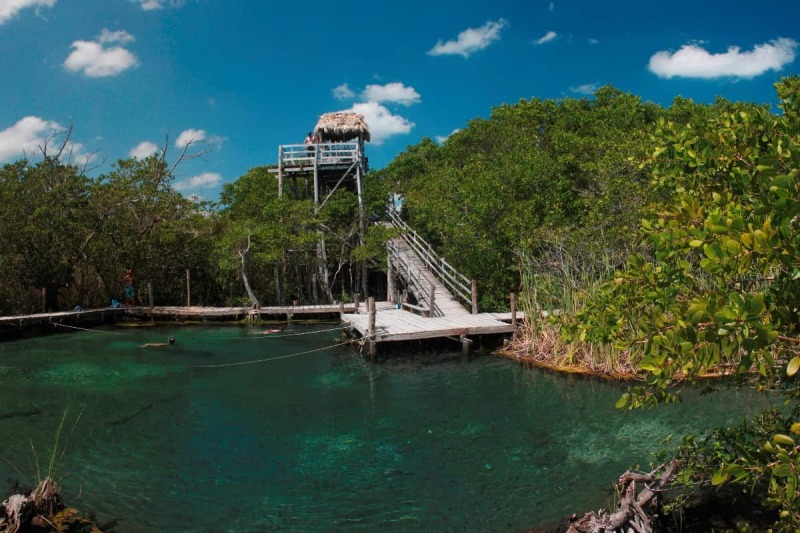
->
(1, 0), (798, 201)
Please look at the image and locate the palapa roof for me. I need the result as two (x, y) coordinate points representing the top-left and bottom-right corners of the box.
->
(314, 112), (371, 143)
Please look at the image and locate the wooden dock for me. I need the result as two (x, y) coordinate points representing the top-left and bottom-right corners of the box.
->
(0, 308), (124, 338)
(343, 302), (517, 343)
(341, 211), (522, 354)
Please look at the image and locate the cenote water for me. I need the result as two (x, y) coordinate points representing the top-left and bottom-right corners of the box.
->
(0, 324), (772, 531)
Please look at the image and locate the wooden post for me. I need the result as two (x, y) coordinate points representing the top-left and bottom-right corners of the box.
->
(313, 149), (319, 205)
(41, 288), (46, 313)
(510, 292), (517, 329)
(428, 282), (436, 318)
(387, 256), (395, 304)
(471, 279), (478, 315)
(339, 301), (345, 321)
(186, 269), (191, 307)
(460, 334), (472, 355)
(367, 296), (376, 357)
(277, 146), (283, 197)
(148, 282), (154, 307)
(354, 293), (361, 314)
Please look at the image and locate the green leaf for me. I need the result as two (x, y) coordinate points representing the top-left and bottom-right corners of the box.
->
(711, 469), (730, 486)
(615, 393), (630, 410)
(773, 434), (796, 447)
(788, 357), (800, 377)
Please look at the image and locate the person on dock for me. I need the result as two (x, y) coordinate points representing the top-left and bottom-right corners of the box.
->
(121, 268), (137, 307)
(143, 336), (175, 348)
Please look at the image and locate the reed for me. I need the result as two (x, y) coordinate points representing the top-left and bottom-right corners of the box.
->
(507, 243), (637, 376)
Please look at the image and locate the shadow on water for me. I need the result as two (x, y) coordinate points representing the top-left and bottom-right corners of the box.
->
(0, 325), (775, 532)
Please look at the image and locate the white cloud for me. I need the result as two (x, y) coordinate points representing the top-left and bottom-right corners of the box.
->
(63, 29), (138, 78)
(570, 83), (600, 95)
(99, 29), (135, 44)
(0, 116), (59, 161)
(0, 116), (94, 165)
(435, 129), (460, 144)
(0, 0), (55, 25)
(129, 0), (184, 10)
(173, 172), (222, 191)
(589, 37), (599, 45)
(361, 82), (421, 106)
(333, 83), (355, 100)
(129, 141), (160, 159)
(428, 19), (507, 58)
(535, 31), (557, 45)
(175, 128), (206, 148)
(341, 102), (414, 145)
(648, 38), (798, 79)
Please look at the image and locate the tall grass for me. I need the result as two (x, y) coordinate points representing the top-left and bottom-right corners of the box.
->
(506, 242), (636, 376)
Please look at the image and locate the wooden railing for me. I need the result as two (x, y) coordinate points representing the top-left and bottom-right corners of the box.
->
(387, 207), (475, 312)
(386, 238), (441, 317)
(279, 142), (360, 167)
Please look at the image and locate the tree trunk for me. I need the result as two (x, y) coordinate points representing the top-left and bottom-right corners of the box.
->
(274, 264), (282, 305)
(238, 244), (259, 309)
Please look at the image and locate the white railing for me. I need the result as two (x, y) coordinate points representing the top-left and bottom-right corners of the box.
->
(387, 207), (473, 309)
(279, 142), (360, 167)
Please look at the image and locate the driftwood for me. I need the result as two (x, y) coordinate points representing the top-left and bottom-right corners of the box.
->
(0, 477), (115, 532)
(566, 460), (679, 533)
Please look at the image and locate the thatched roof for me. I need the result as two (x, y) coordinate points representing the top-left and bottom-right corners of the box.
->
(314, 112), (370, 142)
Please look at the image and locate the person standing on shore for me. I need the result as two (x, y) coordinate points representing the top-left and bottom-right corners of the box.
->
(122, 268), (137, 307)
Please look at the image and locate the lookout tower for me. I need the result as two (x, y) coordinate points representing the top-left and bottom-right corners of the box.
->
(270, 112), (371, 297)
(273, 112), (369, 210)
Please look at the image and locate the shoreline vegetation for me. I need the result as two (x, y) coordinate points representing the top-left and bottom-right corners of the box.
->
(0, 478), (115, 533)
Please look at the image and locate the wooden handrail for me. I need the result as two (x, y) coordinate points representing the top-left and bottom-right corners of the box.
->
(386, 207), (473, 308)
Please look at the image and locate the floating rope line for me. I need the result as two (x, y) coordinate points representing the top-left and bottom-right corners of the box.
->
(188, 339), (357, 369)
(52, 322), (133, 335)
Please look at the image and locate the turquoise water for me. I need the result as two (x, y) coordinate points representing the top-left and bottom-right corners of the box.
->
(0, 325), (769, 532)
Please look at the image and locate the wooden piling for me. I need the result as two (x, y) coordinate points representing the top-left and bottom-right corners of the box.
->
(186, 269), (191, 307)
(460, 333), (471, 355)
(510, 293), (517, 329)
(354, 294), (361, 314)
(428, 282), (436, 318)
(367, 296), (376, 357)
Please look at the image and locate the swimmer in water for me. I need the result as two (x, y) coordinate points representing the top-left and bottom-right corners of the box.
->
(143, 336), (175, 347)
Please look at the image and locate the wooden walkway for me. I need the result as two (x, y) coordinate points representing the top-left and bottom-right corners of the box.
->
(388, 232), (470, 317)
(125, 304), (357, 320)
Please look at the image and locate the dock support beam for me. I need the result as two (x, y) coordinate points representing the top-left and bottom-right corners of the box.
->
(367, 296), (377, 357)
